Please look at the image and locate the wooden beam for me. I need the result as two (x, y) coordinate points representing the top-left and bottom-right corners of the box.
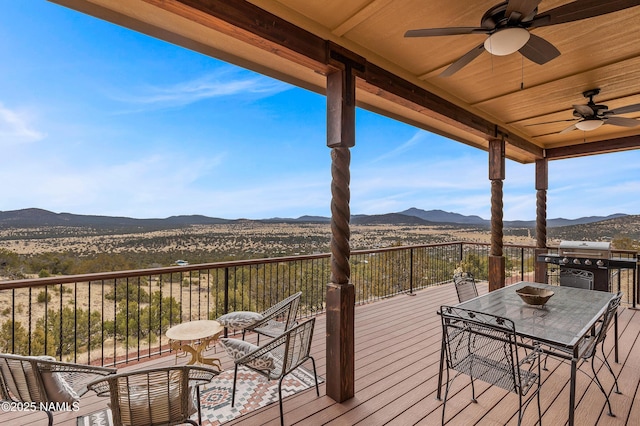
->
(327, 69), (356, 148)
(489, 137), (505, 180)
(146, 0), (330, 71)
(546, 135), (640, 160)
(363, 63), (495, 140)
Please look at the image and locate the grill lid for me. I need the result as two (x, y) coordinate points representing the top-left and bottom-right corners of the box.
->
(558, 240), (610, 258)
(558, 241), (610, 251)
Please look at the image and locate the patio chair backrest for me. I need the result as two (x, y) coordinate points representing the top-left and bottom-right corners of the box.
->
(559, 268), (594, 290)
(279, 318), (315, 376)
(0, 355), (48, 404)
(261, 291), (302, 330)
(0, 353), (115, 426)
(453, 272), (478, 303)
(87, 365), (218, 426)
(584, 292), (622, 358)
(440, 305), (535, 395)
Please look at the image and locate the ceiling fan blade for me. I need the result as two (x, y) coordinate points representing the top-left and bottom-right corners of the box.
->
(404, 27), (490, 37)
(604, 116), (640, 127)
(573, 104), (595, 116)
(530, 0), (640, 28)
(439, 43), (485, 77)
(506, 0), (542, 21)
(559, 123), (578, 134)
(607, 102), (640, 115)
(518, 34), (560, 65)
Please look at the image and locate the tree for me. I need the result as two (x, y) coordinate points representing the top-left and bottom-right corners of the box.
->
(0, 320), (30, 354)
(32, 306), (101, 357)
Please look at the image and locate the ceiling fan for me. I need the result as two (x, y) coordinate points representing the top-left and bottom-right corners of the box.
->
(558, 89), (640, 133)
(525, 89), (640, 133)
(404, 0), (640, 77)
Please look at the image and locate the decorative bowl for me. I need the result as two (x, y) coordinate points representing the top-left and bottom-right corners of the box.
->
(516, 286), (554, 306)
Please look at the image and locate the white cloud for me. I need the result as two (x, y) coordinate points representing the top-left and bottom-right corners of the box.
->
(111, 68), (292, 112)
(371, 130), (426, 163)
(0, 103), (46, 145)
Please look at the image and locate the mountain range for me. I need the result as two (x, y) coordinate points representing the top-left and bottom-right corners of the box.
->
(0, 208), (628, 229)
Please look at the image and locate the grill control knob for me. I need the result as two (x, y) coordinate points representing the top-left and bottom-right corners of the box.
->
(544, 257), (551, 262)
(596, 259), (604, 267)
(584, 259), (592, 266)
(573, 258), (581, 264)
(561, 257), (569, 264)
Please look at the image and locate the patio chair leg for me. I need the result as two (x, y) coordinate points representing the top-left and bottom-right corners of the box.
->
(231, 364), (239, 407)
(309, 356), (320, 396)
(600, 343), (621, 394)
(278, 376), (285, 426)
(542, 352), (549, 371)
(470, 376), (477, 403)
(46, 410), (53, 426)
(591, 357), (615, 417)
(197, 386), (202, 425)
(437, 337), (445, 400)
(441, 369), (451, 425)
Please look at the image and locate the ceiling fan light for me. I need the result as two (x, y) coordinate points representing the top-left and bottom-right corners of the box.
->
(575, 119), (604, 131)
(484, 27), (530, 56)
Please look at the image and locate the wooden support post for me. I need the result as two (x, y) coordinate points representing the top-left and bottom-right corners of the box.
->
(326, 65), (355, 402)
(535, 159), (549, 283)
(489, 137), (505, 291)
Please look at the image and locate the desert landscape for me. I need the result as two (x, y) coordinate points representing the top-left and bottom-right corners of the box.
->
(0, 222), (538, 258)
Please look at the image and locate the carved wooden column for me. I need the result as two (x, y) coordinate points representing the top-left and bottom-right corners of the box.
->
(489, 137), (505, 291)
(325, 63), (355, 402)
(534, 158), (549, 283)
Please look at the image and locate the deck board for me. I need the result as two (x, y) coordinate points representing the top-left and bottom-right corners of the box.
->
(6, 281), (640, 426)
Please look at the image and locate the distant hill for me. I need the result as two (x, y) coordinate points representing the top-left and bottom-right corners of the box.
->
(0, 208), (231, 229)
(549, 214), (640, 241)
(351, 213), (434, 225)
(0, 207), (629, 229)
(399, 208), (485, 225)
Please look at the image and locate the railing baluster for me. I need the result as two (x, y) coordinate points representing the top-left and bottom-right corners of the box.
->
(2, 241), (629, 367)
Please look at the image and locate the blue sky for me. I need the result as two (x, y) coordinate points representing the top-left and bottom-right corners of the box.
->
(1, 2), (639, 221)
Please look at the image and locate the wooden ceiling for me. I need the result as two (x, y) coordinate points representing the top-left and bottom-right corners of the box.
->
(50, 0), (640, 163)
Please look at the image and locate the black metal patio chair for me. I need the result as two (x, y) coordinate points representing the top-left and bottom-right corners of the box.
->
(439, 305), (543, 426)
(559, 268), (594, 290)
(542, 292), (622, 417)
(220, 318), (319, 426)
(453, 271), (479, 303)
(217, 291), (302, 345)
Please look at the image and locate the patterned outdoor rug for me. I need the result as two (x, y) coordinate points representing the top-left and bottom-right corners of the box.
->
(199, 367), (322, 425)
(77, 367), (321, 426)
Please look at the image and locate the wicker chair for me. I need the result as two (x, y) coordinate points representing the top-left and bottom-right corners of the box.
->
(224, 318), (319, 426)
(0, 353), (116, 426)
(439, 306), (543, 426)
(86, 365), (219, 426)
(453, 271), (478, 303)
(225, 291), (302, 345)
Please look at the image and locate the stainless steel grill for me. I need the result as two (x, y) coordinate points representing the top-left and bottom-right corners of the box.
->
(538, 240), (635, 292)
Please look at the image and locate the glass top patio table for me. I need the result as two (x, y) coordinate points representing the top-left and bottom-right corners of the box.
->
(453, 281), (617, 426)
(455, 281), (615, 351)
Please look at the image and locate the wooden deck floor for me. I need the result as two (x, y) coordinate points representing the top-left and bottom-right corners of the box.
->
(8, 282), (640, 425)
